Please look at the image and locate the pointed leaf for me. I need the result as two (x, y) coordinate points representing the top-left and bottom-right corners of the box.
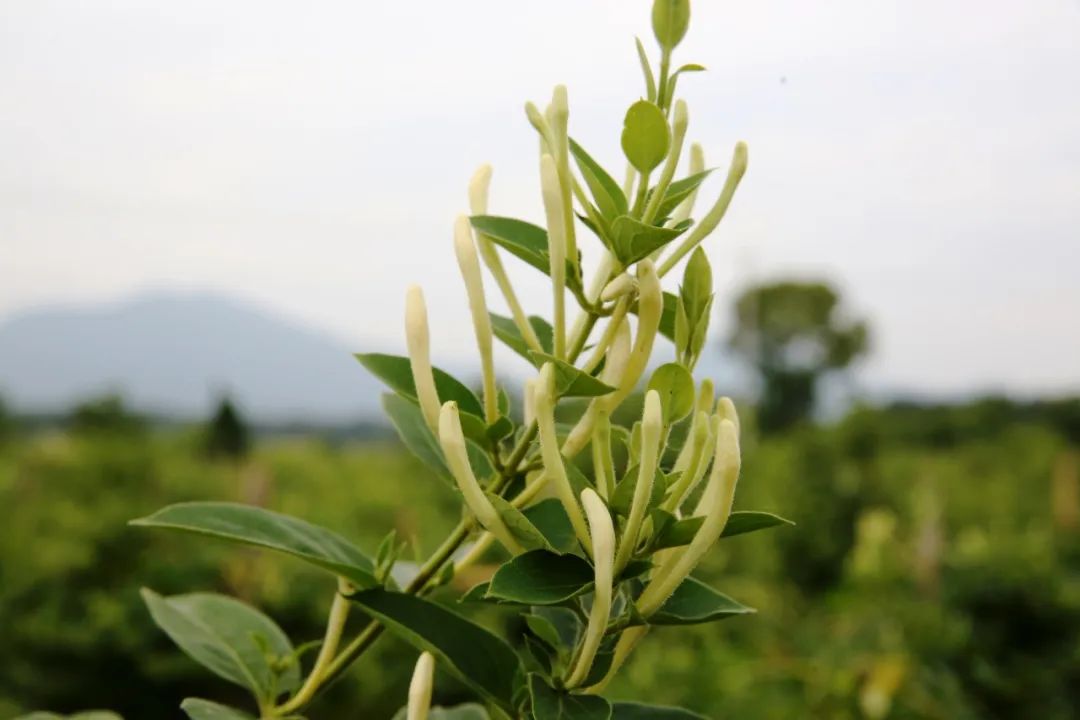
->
(141, 590), (299, 700)
(522, 499), (577, 554)
(348, 589), (520, 710)
(653, 169), (712, 221)
(653, 511), (795, 550)
(530, 353), (616, 398)
(529, 674), (611, 720)
(382, 393), (493, 485)
(487, 493), (552, 552)
(652, 0), (691, 51)
(180, 699), (256, 720)
(650, 577), (754, 626)
(487, 550), (595, 605)
(610, 215), (686, 266)
(569, 138), (628, 221)
(646, 364), (695, 424)
(490, 313), (554, 364)
(355, 353), (483, 418)
(131, 503), (377, 588)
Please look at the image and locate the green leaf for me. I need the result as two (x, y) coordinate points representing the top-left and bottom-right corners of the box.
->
(392, 704), (491, 720)
(487, 550), (595, 605)
(487, 493), (552, 552)
(651, 0), (691, 51)
(610, 215), (685, 266)
(679, 248), (712, 324)
(569, 138), (628, 221)
(673, 63), (706, 76)
(131, 503), (377, 588)
(141, 590), (299, 701)
(524, 613), (563, 651)
(532, 606), (581, 649)
(646, 364), (695, 424)
(355, 353), (483, 418)
(611, 702), (707, 720)
(530, 353), (616, 398)
(610, 466), (668, 518)
(652, 169), (713, 221)
(621, 100), (670, 174)
(653, 511), (795, 550)
(470, 216), (550, 274)
(490, 313), (554, 364)
(634, 37), (658, 103)
(650, 576), (755, 625)
(529, 674), (612, 720)
(348, 589), (520, 710)
(522, 498), (578, 554)
(381, 393), (493, 485)
(487, 415), (515, 442)
(180, 699), (256, 720)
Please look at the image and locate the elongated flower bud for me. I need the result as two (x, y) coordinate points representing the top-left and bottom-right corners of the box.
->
(658, 141), (749, 277)
(565, 488), (615, 688)
(540, 154), (567, 358)
(438, 402), (521, 553)
(717, 395), (740, 435)
(405, 285), (441, 432)
(614, 389), (663, 573)
(468, 164), (493, 215)
(600, 273), (637, 302)
(535, 363), (591, 551)
(669, 142), (705, 226)
(560, 314), (631, 459)
(662, 409), (712, 513)
(642, 99), (689, 225)
(407, 652), (435, 720)
(549, 85), (578, 275)
(523, 378), (538, 427)
(637, 418), (741, 616)
(606, 260), (662, 410)
(673, 378), (714, 472)
(453, 215), (499, 422)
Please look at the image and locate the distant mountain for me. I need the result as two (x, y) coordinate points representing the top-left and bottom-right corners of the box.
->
(0, 291), (384, 421)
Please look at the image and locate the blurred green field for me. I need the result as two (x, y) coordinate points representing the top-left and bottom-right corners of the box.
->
(1, 403), (1079, 719)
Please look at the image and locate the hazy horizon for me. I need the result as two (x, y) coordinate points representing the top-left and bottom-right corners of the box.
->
(4, 0), (1079, 399)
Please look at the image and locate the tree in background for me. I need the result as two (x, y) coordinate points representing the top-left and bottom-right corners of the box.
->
(204, 395), (250, 462)
(728, 280), (869, 434)
(68, 394), (145, 436)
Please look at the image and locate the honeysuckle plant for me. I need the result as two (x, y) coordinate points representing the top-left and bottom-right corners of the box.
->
(114, 2), (794, 719)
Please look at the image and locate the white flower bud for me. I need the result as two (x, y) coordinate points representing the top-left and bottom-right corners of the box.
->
(407, 652), (435, 720)
(535, 363), (591, 551)
(716, 395), (740, 435)
(453, 215), (498, 422)
(673, 379), (714, 472)
(600, 273), (637, 302)
(469, 164), (493, 216)
(605, 260), (661, 410)
(565, 488), (615, 688)
(438, 402), (521, 553)
(637, 418), (741, 616)
(405, 285), (441, 432)
(540, 154), (567, 358)
(614, 389), (663, 573)
(669, 143), (705, 226)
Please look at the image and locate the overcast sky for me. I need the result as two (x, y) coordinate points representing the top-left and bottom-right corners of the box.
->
(2, 0), (1078, 397)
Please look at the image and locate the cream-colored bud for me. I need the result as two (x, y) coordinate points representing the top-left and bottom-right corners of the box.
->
(674, 379), (715, 472)
(672, 99), (688, 134)
(658, 141), (749, 277)
(637, 418), (741, 616)
(438, 402), (521, 553)
(601, 316), (633, 387)
(407, 652), (435, 720)
(600, 273), (637, 302)
(535, 364), (591, 551)
(523, 378), (538, 427)
(606, 260), (661, 410)
(565, 488), (615, 688)
(669, 143), (706, 227)
(716, 395), (740, 435)
(453, 215), (498, 422)
(663, 410), (713, 513)
(540, 154), (567, 358)
(614, 390), (663, 573)
(469, 164), (493, 215)
(405, 285), (441, 432)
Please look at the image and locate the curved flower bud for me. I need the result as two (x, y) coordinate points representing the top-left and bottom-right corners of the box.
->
(438, 401), (521, 553)
(565, 487), (616, 688)
(600, 273), (637, 302)
(405, 285), (441, 432)
(453, 215), (498, 423)
(658, 141), (749, 277)
(637, 418), (741, 616)
(407, 652), (435, 720)
(540, 154), (568, 358)
(560, 313), (631, 459)
(717, 395), (740, 435)
(549, 85), (578, 274)
(523, 378), (538, 427)
(469, 165), (543, 356)
(606, 260), (662, 411)
(614, 389), (663, 573)
(673, 378), (714, 472)
(642, 99), (689, 224)
(662, 409), (712, 513)
(535, 363), (591, 551)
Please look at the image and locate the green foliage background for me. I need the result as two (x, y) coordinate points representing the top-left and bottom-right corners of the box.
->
(2, 400), (1078, 719)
